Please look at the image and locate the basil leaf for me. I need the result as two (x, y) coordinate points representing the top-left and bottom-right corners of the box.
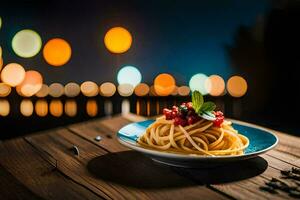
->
(192, 90), (203, 113)
(200, 102), (216, 113)
(199, 111), (216, 121)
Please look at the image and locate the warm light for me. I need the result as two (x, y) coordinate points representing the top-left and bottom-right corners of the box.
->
(0, 58), (3, 71)
(0, 17), (2, 30)
(171, 86), (178, 96)
(178, 86), (190, 96)
(149, 85), (157, 96)
(121, 99), (130, 114)
(35, 99), (48, 117)
(43, 38), (71, 66)
(99, 82), (116, 97)
(86, 99), (98, 117)
(81, 81), (98, 97)
(118, 84), (134, 97)
(0, 99), (9, 116)
(104, 27), (132, 53)
(189, 73), (210, 95)
(104, 100), (113, 116)
(49, 83), (64, 98)
(16, 70), (43, 97)
(1, 63), (25, 86)
(12, 29), (42, 58)
(0, 83), (11, 97)
(65, 100), (77, 117)
(65, 82), (80, 97)
(20, 99), (33, 117)
(49, 99), (63, 117)
(0, 45), (2, 58)
(154, 73), (176, 96)
(36, 84), (49, 97)
(206, 75), (225, 96)
(117, 66), (142, 87)
(134, 83), (150, 96)
(227, 76), (248, 97)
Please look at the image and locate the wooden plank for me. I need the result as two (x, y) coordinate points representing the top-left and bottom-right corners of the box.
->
(0, 138), (105, 200)
(0, 164), (43, 200)
(68, 115), (281, 199)
(25, 128), (228, 200)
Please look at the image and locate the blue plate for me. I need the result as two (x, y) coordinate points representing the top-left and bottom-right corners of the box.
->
(117, 119), (278, 168)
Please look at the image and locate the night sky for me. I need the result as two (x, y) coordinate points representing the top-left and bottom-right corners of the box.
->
(0, 0), (270, 85)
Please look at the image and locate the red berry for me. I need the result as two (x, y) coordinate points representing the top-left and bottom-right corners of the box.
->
(186, 102), (193, 110)
(174, 117), (181, 126)
(174, 117), (188, 126)
(187, 116), (195, 125)
(165, 111), (172, 120)
(171, 111), (178, 118)
(172, 106), (178, 112)
(163, 108), (171, 115)
(215, 111), (223, 117)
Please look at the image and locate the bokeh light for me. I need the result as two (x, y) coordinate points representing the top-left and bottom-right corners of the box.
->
(0, 58), (3, 71)
(0, 83), (11, 97)
(35, 99), (48, 117)
(121, 99), (130, 114)
(12, 29), (42, 58)
(154, 73), (176, 96)
(36, 84), (49, 98)
(104, 27), (132, 53)
(227, 76), (248, 97)
(134, 83), (149, 96)
(104, 100), (113, 116)
(178, 86), (190, 96)
(189, 73), (210, 95)
(86, 99), (98, 117)
(0, 99), (10, 117)
(117, 66), (141, 87)
(49, 99), (63, 117)
(65, 82), (80, 97)
(49, 83), (64, 98)
(118, 83), (134, 97)
(65, 100), (77, 117)
(81, 81), (98, 97)
(99, 82), (116, 97)
(171, 86), (178, 96)
(0, 46), (2, 58)
(43, 38), (71, 66)
(16, 70), (43, 97)
(20, 99), (33, 117)
(0, 17), (2, 30)
(149, 85), (158, 96)
(206, 75), (225, 96)
(1, 63), (25, 87)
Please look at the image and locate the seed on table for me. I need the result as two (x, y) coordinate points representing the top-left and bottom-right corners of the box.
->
(70, 145), (79, 156)
(95, 136), (102, 141)
(259, 186), (278, 194)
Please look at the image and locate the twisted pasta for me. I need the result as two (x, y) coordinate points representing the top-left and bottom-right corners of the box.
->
(137, 116), (249, 156)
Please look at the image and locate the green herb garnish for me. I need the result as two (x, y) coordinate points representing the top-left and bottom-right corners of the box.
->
(192, 90), (216, 120)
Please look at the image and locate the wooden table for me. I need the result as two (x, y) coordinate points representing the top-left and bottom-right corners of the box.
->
(1, 114), (300, 200)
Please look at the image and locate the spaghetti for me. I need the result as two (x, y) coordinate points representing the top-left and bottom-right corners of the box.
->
(137, 116), (249, 156)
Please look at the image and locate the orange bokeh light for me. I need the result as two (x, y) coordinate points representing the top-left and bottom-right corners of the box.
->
(16, 70), (43, 97)
(104, 27), (132, 54)
(227, 76), (248, 97)
(207, 75), (225, 96)
(1, 63), (25, 87)
(43, 38), (72, 66)
(154, 73), (176, 96)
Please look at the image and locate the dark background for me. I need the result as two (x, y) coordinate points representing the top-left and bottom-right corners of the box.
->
(0, 0), (299, 139)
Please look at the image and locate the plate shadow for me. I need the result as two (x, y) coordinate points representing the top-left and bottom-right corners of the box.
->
(87, 151), (268, 189)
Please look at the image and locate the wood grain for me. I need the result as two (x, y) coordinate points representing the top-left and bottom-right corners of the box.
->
(0, 138), (104, 200)
(1, 114), (300, 199)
